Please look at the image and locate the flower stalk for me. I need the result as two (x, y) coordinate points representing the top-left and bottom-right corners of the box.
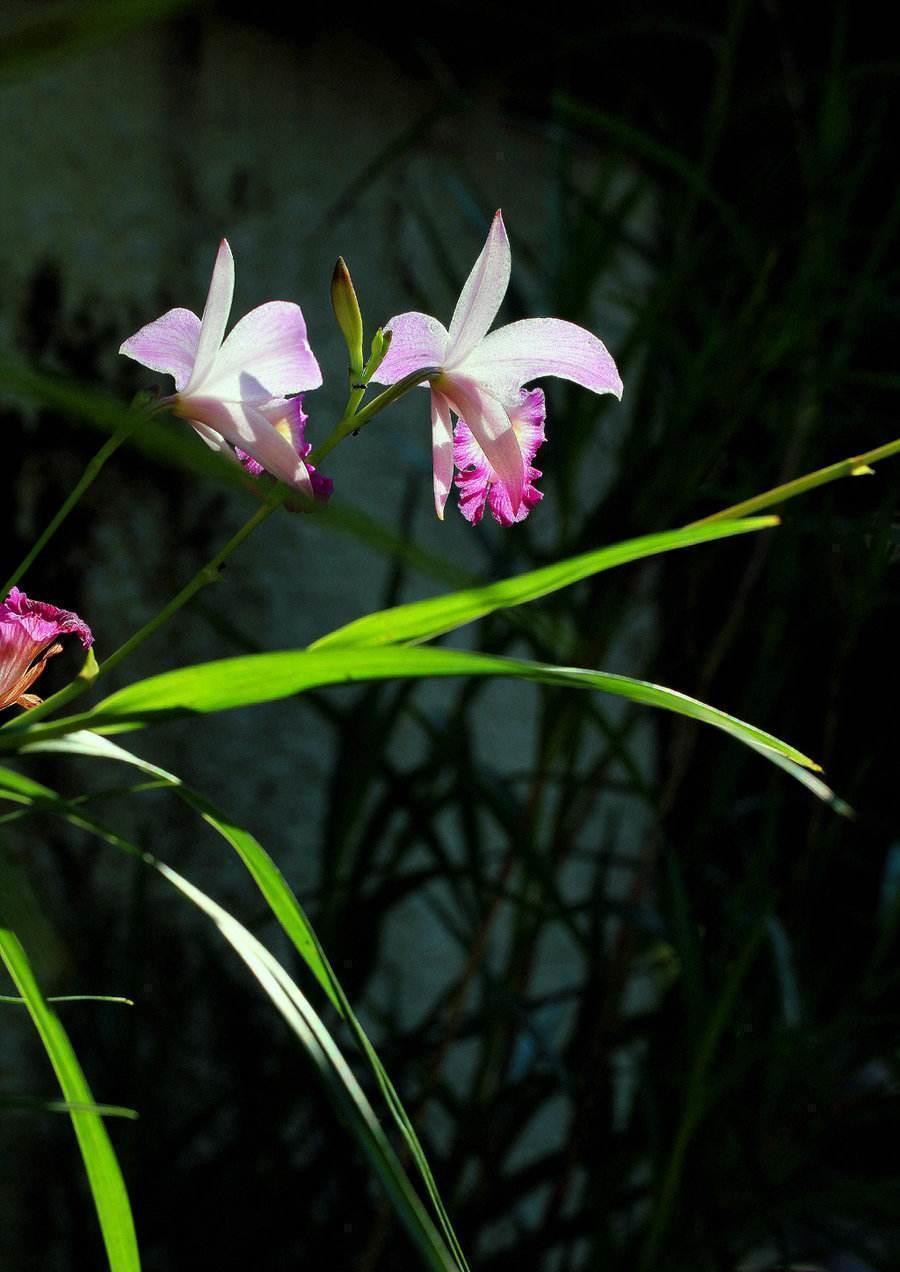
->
(0, 394), (155, 599)
(307, 364), (441, 468)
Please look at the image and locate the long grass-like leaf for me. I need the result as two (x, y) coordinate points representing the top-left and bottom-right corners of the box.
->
(4, 647), (823, 785)
(1, 994), (133, 1005)
(2, 740), (470, 1270)
(0, 930), (140, 1272)
(0, 760), (467, 1271)
(310, 518), (778, 650)
(0, 1093), (137, 1117)
(154, 861), (460, 1272)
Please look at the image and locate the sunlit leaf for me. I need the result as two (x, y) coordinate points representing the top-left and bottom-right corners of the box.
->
(311, 518), (778, 650)
(0, 755), (468, 1271)
(0, 930), (140, 1272)
(5, 647), (823, 786)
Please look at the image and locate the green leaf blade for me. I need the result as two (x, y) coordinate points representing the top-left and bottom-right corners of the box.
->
(11, 645), (822, 783)
(0, 931), (141, 1272)
(2, 747), (468, 1268)
(310, 518), (779, 651)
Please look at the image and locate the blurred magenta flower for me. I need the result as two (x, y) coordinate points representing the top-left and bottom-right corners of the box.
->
(0, 588), (93, 711)
(373, 210), (622, 522)
(120, 239), (328, 498)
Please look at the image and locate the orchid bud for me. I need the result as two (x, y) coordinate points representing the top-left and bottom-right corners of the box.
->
(331, 257), (364, 377)
(364, 326), (392, 380)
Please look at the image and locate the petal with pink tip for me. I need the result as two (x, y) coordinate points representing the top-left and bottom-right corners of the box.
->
(508, 387), (547, 464)
(489, 473), (543, 527)
(461, 318), (623, 399)
(119, 308), (201, 391)
(187, 239), (235, 391)
(441, 374), (524, 514)
(182, 396), (313, 496)
(452, 424), (490, 526)
(431, 390), (454, 520)
(1, 588), (93, 649)
(445, 211), (511, 367)
(453, 389), (546, 527)
(203, 302), (323, 402)
(373, 312), (449, 384)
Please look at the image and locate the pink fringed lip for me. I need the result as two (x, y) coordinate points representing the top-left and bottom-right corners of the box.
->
(454, 388), (547, 527)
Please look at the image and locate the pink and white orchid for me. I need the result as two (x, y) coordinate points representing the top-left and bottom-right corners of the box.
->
(372, 210), (622, 524)
(0, 588), (93, 712)
(120, 239), (328, 498)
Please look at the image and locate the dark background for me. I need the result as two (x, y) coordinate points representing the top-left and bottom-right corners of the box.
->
(1, 1), (899, 1269)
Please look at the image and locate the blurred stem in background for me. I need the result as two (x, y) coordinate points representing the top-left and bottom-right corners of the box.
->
(0, 393), (156, 598)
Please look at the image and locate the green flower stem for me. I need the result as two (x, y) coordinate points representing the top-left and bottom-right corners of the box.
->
(99, 489), (287, 680)
(691, 435), (900, 526)
(1, 402), (153, 598)
(307, 367), (441, 468)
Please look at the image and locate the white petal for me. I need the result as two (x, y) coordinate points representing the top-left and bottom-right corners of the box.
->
(202, 301), (322, 402)
(431, 390), (454, 520)
(188, 420), (241, 462)
(445, 211), (511, 367)
(441, 374), (525, 515)
(119, 308), (201, 391)
(184, 396), (313, 496)
(371, 312), (449, 384)
(461, 318), (623, 399)
(187, 239), (235, 392)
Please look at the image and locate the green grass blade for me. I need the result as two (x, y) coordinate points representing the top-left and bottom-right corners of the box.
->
(1, 753), (468, 1270)
(743, 738), (849, 815)
(153, 860), (460, 1272)
(0, 767), (62, 800)
(4, 746), (337, 1009)
(0, 1093), (138, 1118)
(1, 994), (133, 1006)
(310, 518), (778, 650)
(0, 930), (140, 1272)
(6, 647), (823, 784)
(4, 739), (470, 1269)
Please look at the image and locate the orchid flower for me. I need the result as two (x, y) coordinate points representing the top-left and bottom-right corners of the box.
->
(0, 588), (92, 712)
(120, 239), (328, 499)
(372, 210), (623, 524)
